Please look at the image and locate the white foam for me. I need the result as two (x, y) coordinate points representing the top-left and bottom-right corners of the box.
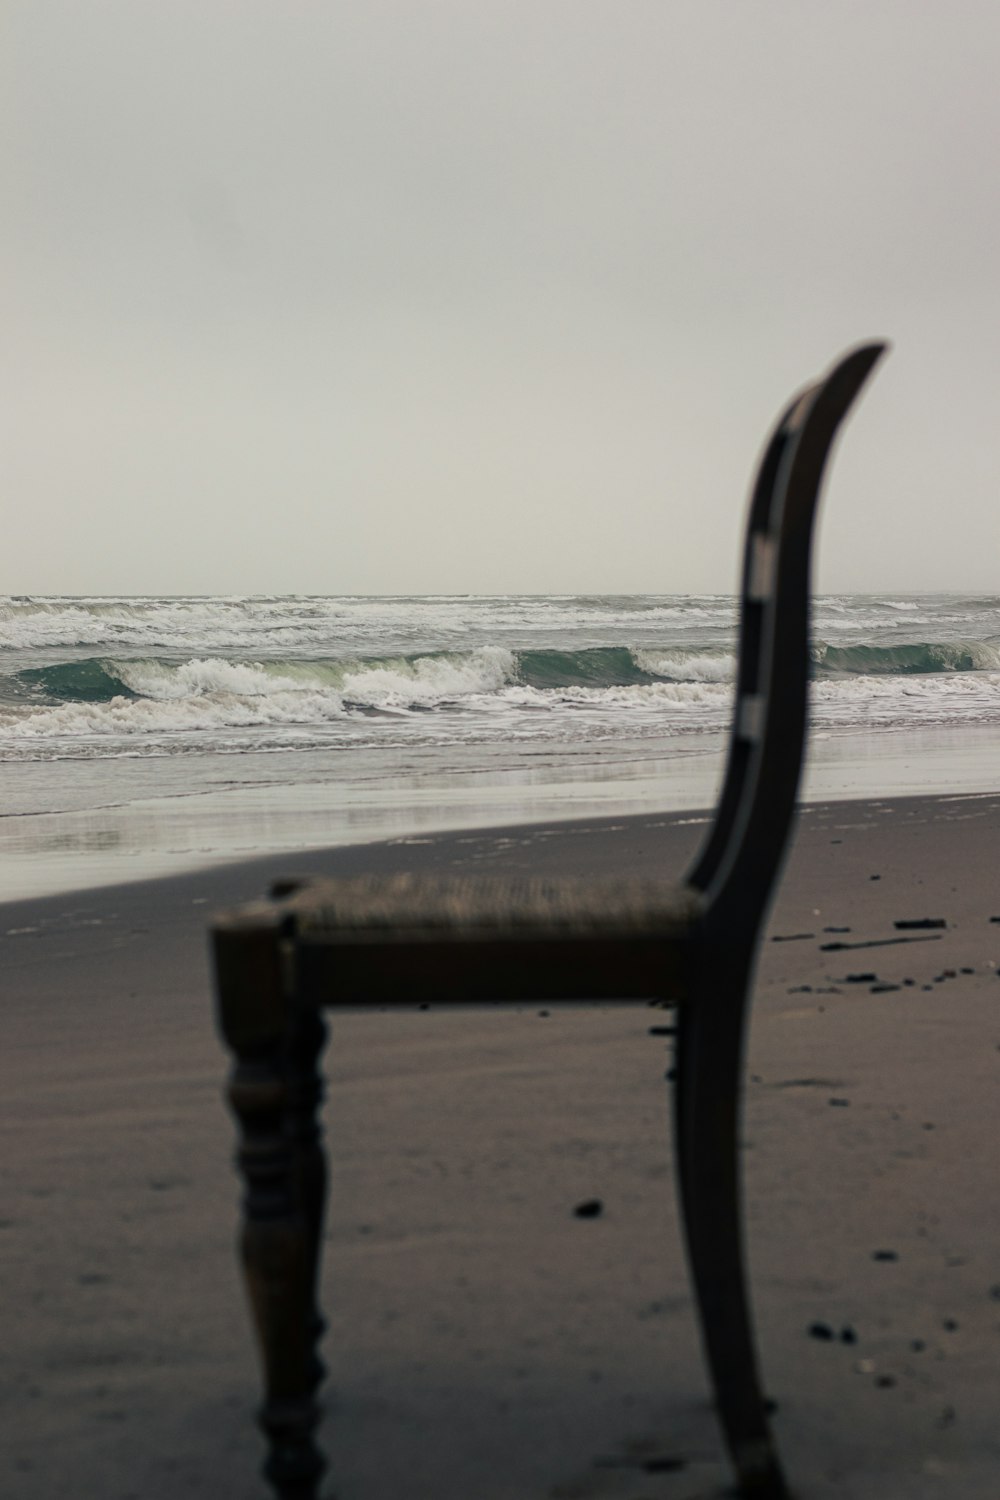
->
(0, 689), (345, 739)
(812, 671), (1000, 727)
(0, 593), (733, 653)
(339, 647), (515, 707)
(111, 647), (517, 710)
(634, 649), (735, 682)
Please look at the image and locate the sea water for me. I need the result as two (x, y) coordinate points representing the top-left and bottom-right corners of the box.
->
(3, 593), (1000, 899)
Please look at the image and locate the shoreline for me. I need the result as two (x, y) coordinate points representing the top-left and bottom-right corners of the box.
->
(2, 784), (998, 921)
(6, 789), (1000, 1496)
(5, 720), (1000, 906)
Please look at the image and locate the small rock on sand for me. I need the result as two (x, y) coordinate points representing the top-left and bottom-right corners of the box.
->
(574, 1198), (603, 1219)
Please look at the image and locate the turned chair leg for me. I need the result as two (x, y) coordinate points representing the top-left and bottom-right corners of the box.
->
(673, 963), (791, 1500)
(287, 1007), (330, 1397)
(215, 919), (329, 1500)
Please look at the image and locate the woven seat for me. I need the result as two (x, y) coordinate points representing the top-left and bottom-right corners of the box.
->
(270, 872), (702, 1005)
(211, 342), (887, 1500)
(287, 871), (700, 936)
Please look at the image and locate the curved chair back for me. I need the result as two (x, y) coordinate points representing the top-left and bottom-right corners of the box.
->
(688, 343), (888, 927)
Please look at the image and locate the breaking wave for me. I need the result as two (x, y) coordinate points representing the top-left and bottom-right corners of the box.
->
(8, 634), (1000, 733)
(1, 645), (740, 746)
(13, 645), (740, 711)
(812, 640), (1000, 675)
(5, 594), (1000, 763)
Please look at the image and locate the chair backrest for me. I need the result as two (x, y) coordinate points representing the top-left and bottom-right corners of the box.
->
(688, 343), (887, 929)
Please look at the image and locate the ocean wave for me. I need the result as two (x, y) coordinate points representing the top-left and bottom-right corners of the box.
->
(13, 643), (741, 712)
(516, 646), (658, 689)
(12, 633), (1000, 717)
(813, 639), (1000, 674)
(0, 593), (736, 652)
(7, 648), (519, 731)
(5, 667), (1000, 762)
(5, 592), (1000, 765)
(0, 643), (742, 747)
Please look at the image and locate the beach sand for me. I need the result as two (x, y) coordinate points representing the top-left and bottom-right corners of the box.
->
(4, 793), (1000, 1498)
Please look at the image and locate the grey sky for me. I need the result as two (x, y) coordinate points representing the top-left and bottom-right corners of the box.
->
(5, 2), (999, 596)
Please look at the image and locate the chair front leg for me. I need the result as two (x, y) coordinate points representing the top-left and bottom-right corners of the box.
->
(672, 949), (791, 1500)
(214, 917), (327, 1500)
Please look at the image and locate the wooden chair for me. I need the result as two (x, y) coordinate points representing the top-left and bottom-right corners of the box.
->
(211, 341), (886, 1500)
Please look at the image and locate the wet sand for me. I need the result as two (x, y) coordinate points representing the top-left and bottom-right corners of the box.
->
(4, 793), (1000, 1498)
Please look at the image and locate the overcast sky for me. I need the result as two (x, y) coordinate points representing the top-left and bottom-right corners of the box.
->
(4, 2), (999, 596)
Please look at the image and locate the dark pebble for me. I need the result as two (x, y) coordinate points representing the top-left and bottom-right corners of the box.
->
(870, 874), (881, 881)
(989, 1285), (1000, 1301)
(537, 1010), (550, 1017)
(943, 1318), (959, 1331)
(665, 1068), (677, 1082)
(648, 1024), (676, 1036)
(870, 983), (901, 993)
(840, 1325), (858, 1344)
(808, 1321), (835, 1341)
(772, 933), (816, 942)
(846, 972), (877, 983)
(961, 967), (974, 975)
(829, 1097), (851, 1107)
(911, 1339), (926, 1352)
(872, 1249), (899, 1262)
(893, 918), (946, 930)
(574, 1199), (603, 1219)
(824, 925), (851, 933)
(876, 1374), (896, 1388)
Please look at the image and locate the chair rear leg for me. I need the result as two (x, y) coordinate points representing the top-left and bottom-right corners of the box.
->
(288, 1006), (330, 1397)
(673, 970), (791, 1500)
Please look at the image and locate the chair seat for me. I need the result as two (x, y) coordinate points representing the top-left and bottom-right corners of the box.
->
(289, 871), (702, 937)
(284, 873), (703, 1005)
